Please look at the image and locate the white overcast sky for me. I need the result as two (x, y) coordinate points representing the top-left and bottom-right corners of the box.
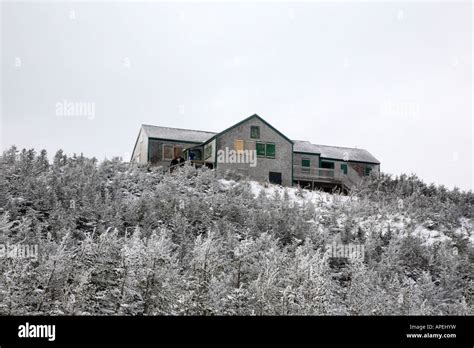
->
(1, 1), (472, 190)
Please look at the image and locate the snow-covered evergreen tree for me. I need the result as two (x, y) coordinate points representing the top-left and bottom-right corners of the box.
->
(0, 146), (472, 315)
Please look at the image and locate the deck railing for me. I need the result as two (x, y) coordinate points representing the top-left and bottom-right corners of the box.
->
(293, 164), (364, 189)
(293, 165), (341, 181)
(163, 160), (209, 174)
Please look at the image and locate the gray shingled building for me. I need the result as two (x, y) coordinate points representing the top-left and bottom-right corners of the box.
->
(131, 114), (380, 192)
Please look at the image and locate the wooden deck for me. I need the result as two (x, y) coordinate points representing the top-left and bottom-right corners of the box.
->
(293, 165), (362, 191)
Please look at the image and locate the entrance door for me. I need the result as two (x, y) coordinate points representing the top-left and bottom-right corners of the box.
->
(174, 146), (183, 159)
(269, 172), (282, 185)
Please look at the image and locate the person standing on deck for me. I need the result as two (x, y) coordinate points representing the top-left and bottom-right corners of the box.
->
(170, 157), (179, 172)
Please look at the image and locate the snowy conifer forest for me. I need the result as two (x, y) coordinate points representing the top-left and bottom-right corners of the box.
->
(0, 146), (473, 315)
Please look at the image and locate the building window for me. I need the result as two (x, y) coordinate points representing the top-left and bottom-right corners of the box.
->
(174, 146), (183, 159)
(302, 158), (310, 172)
(320, 161), (334, 169)
(250, 126), (260, 139)
(320, 161), (335, 178)
(265, 143), (275, 158)
(189, 149), (202, 161)
(234, 139), (244, 153)
(163, 145), (174, 160)
(256, 142), (266, 157)
(256, 142), (275, 158)
(160, 144), (183, 161)
(365, 165), (372, 176)
(204, 143), (213, 160)
(341, 163), (348, 174)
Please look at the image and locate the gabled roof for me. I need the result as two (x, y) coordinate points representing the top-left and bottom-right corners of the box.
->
(130, 125), (217, 161)
(202, 114), (294, 145)
(293, 140), (380, 164)
(131, 116), (380, 165)
(141, 124), (216, 143)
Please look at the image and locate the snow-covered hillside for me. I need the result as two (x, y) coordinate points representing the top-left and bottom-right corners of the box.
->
(220, 178), (474, 248)
(0, 149), (473, 315)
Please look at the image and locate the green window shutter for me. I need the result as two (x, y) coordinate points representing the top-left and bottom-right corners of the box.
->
(302, 159), (310, 167)
(256, 142), (266, 156)
(250, 126), (260, 139)
(365, 166), (372, 176)
(266, 143), (275, 158)
(341, 163), (348, 174)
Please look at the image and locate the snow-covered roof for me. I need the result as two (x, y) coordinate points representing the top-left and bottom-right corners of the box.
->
(142, 124), (216, 143)
(293, 140), (380, 164)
